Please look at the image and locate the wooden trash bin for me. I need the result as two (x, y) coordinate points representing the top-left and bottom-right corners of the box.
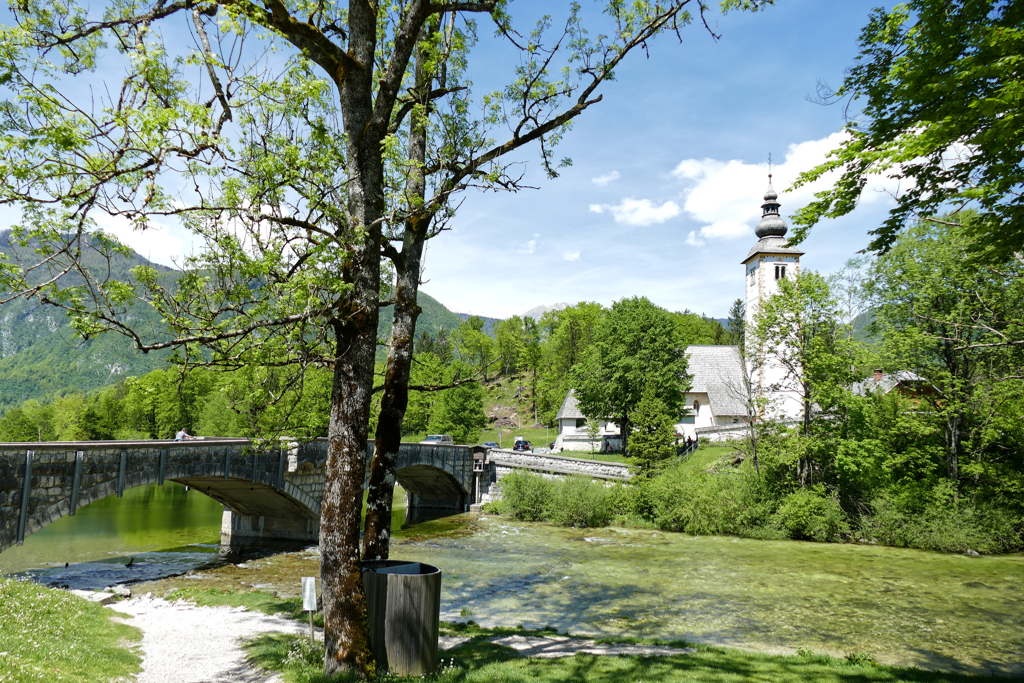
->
(362, 560), (442, 676)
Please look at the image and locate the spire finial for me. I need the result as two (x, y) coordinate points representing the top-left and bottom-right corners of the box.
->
(768, 152), (772, 179)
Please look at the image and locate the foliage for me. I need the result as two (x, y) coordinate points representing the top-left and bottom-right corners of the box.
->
(427, 373), (487, 445)
(548, 474), (613, 528)
(499, 470), (554, 522)
(790, 0), (1024, 263)
(0, 578), (142, 682)
(772, 487), (850, 542)
(629, 380), (677, 474)
(572, 297), (690, 451)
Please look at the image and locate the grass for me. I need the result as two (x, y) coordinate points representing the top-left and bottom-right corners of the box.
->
(0, 578), (142, 683)
(243, 619), (1011, 683)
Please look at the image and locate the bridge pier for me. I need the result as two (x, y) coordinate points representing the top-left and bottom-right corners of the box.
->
(219, 510), (319, 555)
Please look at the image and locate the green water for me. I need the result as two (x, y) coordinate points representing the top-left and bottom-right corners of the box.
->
(0, 482), (225, 587)
(389, 518), (1024, 675)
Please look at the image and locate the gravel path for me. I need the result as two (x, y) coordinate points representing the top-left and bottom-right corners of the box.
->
(110, 595), (304, 683)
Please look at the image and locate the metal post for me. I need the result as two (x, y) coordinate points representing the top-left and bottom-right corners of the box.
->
(16, 450), (34, 545)
(70, 451), (84, 516)
(117, 451), (127, 498)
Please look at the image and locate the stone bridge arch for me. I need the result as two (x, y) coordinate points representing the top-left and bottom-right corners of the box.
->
(1, 438), (477, 555)
(0, 440), (321, 555)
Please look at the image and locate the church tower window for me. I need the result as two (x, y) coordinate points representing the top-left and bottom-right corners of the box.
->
(774, 264), (786, 280)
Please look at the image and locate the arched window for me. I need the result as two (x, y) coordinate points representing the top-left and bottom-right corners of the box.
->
(692, 400), (700, 415)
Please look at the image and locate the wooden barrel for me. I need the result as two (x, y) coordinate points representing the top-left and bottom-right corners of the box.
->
(362, 560), (442, 676)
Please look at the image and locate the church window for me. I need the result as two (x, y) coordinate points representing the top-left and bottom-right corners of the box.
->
(692, 400), (700, 415)
(775, 264), (786, 280)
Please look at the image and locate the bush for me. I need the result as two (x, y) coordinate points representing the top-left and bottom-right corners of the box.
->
(480, 500), (506, 515)
(773, 487), (850, 542)
(549, 474), (613, 528)
(860, 485), (1021, 553)
(647, 465), (746, 535)
(500, 470), (553, 521)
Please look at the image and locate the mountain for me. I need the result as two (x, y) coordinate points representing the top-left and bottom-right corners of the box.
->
(0, 234), (473, 410)
(522, 302), (567, 320)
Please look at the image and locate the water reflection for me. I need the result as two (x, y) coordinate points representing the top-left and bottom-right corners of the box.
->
(0, 482), (225, 588)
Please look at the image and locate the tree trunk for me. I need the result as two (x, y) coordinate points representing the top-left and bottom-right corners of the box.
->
(363, 226), (426, 560)
(363, 29), (433, 562)
(321, 0), (384, 674)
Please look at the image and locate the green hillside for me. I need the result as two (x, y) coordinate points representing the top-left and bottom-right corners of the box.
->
(0, 232), (471, 410)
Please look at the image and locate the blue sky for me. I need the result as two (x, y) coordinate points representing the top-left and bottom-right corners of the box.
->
(420, 0), (900, 319)
(1, 0), (900, 321)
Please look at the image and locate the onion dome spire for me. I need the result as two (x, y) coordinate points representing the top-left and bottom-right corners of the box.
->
(755, 174), (788, 239)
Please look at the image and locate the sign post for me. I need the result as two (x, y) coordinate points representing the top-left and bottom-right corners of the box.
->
(301, 576), (317, 645)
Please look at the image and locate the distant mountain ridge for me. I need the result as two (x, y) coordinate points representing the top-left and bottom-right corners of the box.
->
(0, 235), (478, 411)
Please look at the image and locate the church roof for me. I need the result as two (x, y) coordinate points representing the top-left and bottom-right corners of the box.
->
(555, 389), (585, 420)
(742, 235), (805, 263)
(686, 345), (748, 416)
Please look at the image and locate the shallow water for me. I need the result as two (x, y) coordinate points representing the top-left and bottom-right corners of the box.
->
(389, 518), (1024, 675)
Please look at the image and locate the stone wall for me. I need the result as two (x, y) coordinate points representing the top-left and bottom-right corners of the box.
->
(476, 449), (633, 506)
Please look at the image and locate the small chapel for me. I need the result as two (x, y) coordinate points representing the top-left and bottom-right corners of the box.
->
(554, 176), (805, 451)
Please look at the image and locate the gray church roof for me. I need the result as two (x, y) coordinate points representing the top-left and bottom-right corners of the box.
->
(743, 235), (805, 263)
(555, 389), (585, 420)
(686, 345), (748, 416)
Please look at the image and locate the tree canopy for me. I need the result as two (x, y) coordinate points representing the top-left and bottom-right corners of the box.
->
(790, 0), (1024, 262)
(571, 296), (689, 452)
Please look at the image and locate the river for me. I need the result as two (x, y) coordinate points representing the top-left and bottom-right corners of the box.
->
(2, 484), (1022, 675)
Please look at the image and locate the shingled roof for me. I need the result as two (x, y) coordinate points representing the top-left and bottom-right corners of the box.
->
(686, 345), (747, 417)
(555, 389), (585, 420)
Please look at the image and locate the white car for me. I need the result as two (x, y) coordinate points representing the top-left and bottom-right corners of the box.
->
(419, 434), (454, 445)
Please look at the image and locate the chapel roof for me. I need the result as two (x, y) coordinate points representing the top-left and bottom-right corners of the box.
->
(555, 389), (585, 420)
(686, 345), (748, 416)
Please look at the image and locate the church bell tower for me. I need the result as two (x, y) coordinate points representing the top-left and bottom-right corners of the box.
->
(741, 175), (804, 420)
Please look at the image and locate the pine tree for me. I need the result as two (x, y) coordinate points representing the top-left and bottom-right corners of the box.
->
(629, 380), (677, 474)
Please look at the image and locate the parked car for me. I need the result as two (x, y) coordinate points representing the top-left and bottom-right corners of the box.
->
(482, 441), (498, 449)
(420, 434), (454, 445)
(512, 440), (532, 452)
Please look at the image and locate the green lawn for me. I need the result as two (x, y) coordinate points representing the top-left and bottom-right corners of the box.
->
(245, 620), (1008, 683)
(0, 578), (142, 682)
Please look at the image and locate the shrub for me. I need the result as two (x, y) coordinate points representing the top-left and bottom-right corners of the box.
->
(773, 487), (850, 542)
(500, 470), (553, 521)
(860, 485), (1021, 553)
(480, 500), (506, 515)
(648, 465), (745, 535)
(549, 474), (613, 528)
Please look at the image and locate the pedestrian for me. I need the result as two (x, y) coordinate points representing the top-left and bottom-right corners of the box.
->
(175, 428), (193, 441)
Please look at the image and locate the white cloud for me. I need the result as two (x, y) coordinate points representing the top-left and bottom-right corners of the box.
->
(589, 197), (681, 226)
(685, 231), (706, 247)
(670, 132), (901, 244)
(518, 235), (539, 254)
(591, 170), (620, 186)
(563, 250), (581, 261)
(91, 212), (193, 268)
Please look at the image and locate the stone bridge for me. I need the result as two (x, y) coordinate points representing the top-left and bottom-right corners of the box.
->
(0, 438), (476, 554)
(475, 449), (633, 508)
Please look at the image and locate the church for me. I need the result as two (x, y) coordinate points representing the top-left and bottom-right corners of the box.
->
(554, 176), (805, 451)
